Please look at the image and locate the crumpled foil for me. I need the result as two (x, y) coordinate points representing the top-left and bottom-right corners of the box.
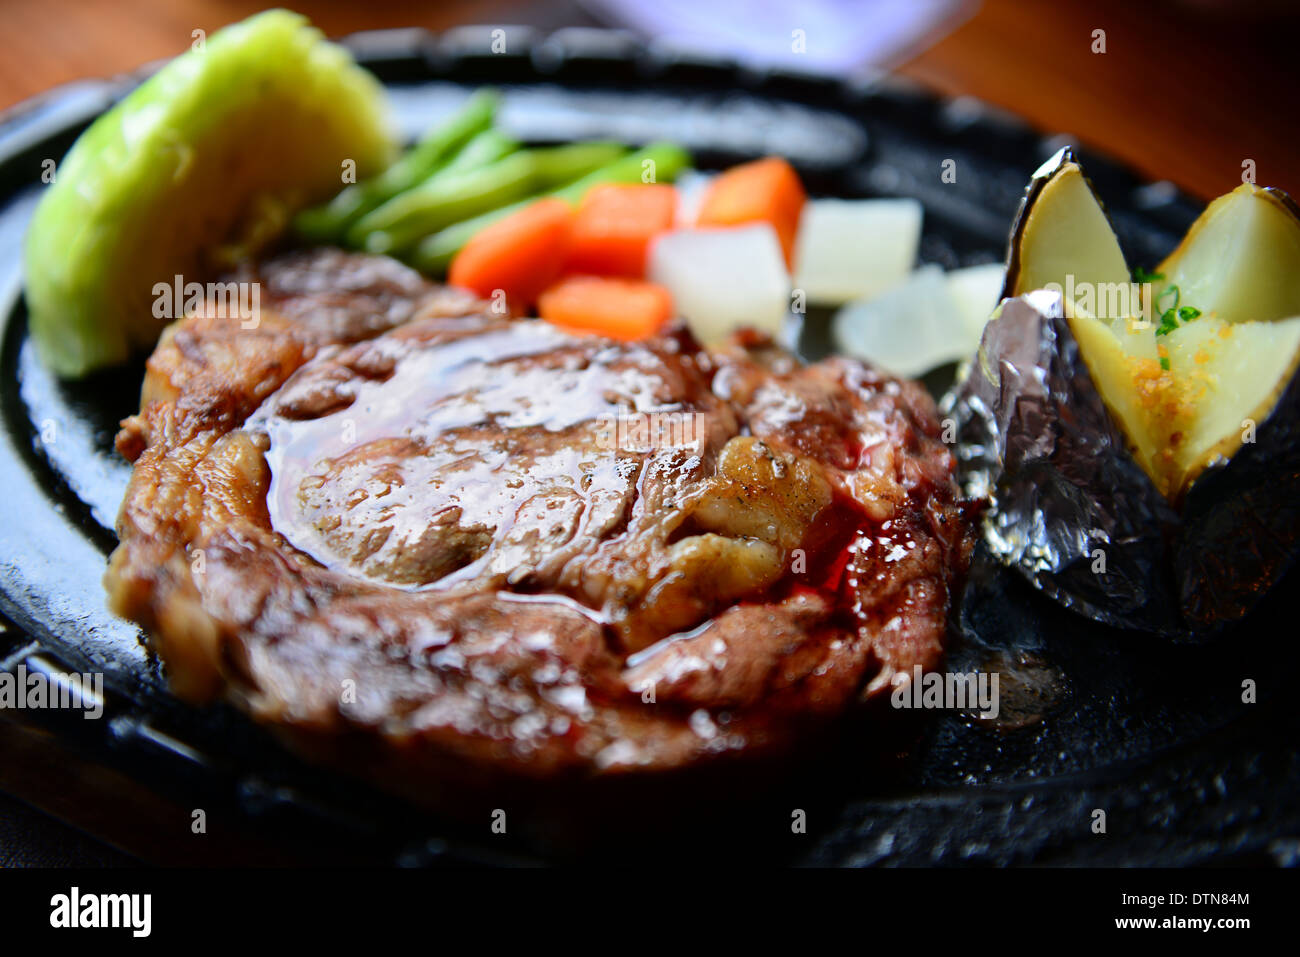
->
(943, 290), (1300, 639)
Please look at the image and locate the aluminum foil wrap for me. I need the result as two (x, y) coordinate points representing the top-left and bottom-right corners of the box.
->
(945, 290), (1300, 638)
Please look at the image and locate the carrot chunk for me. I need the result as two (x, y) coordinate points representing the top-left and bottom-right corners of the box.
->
(448, 197), (574, 306)
(537, 275), (674, 340)
(564, 184), (678, 277)
(695, 157), (806, 266)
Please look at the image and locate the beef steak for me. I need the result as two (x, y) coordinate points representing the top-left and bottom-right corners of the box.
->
(106, 249), (973, 791)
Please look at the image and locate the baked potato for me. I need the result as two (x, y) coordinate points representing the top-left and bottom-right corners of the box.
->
(948, 148), (1300, 636)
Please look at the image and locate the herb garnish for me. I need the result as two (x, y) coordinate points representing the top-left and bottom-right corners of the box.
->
(1149, 279), (1201, 337)
(1133, 265), (1203, 344)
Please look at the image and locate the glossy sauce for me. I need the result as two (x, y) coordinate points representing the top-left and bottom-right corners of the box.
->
(245, 321), (701, 592)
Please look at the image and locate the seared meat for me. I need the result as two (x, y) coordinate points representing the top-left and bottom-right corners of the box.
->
(106, 249), (973, 788)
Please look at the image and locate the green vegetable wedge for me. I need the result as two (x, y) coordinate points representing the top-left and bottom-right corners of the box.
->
(24, 9), (397, 376)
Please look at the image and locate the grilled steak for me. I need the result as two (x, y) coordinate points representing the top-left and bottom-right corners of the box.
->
(106, 249), (973, 792)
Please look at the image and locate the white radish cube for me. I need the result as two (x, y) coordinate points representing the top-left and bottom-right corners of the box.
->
(649, 225), (791, 343)
(833, 265), (978, 378)
(793, 198), (923, 305)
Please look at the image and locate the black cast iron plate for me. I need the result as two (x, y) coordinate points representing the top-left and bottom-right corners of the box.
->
(0, 26), (1296, 866)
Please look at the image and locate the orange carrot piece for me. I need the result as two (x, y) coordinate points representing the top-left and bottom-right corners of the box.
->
(537, 275), (674, 341)
(695, 157), (806, 266)
(564, 184), (678, 277)
(449, 197), (574, 306)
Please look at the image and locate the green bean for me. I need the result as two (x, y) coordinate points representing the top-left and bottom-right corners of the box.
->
(430, 128), (520, 177)
(529, 141), (628, 188)
(353, 141), (627, 256)
(292, 89), (497, 242)
(409, 142), (692, 274)
(344, 128), (519, 250)
(349, 152), (536, 256)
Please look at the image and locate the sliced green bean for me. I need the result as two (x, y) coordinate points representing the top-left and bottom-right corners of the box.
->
(528, 141), (628, 189)
(430, 128), (520, 178)
(292, 89), (497, 242)
(344, 128), (520, 250)
(410, 142), (691, 274)
(353, 141), (627, 256)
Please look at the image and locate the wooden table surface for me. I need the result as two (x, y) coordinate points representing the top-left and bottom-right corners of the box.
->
(0, 0), (1295, 201)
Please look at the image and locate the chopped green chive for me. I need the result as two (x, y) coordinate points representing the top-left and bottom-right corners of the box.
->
(1155, 283), (1181, 316)
(1150, 282), (1201, 338)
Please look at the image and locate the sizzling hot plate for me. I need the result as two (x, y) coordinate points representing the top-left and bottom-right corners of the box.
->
(0, 26), (1297, 866)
